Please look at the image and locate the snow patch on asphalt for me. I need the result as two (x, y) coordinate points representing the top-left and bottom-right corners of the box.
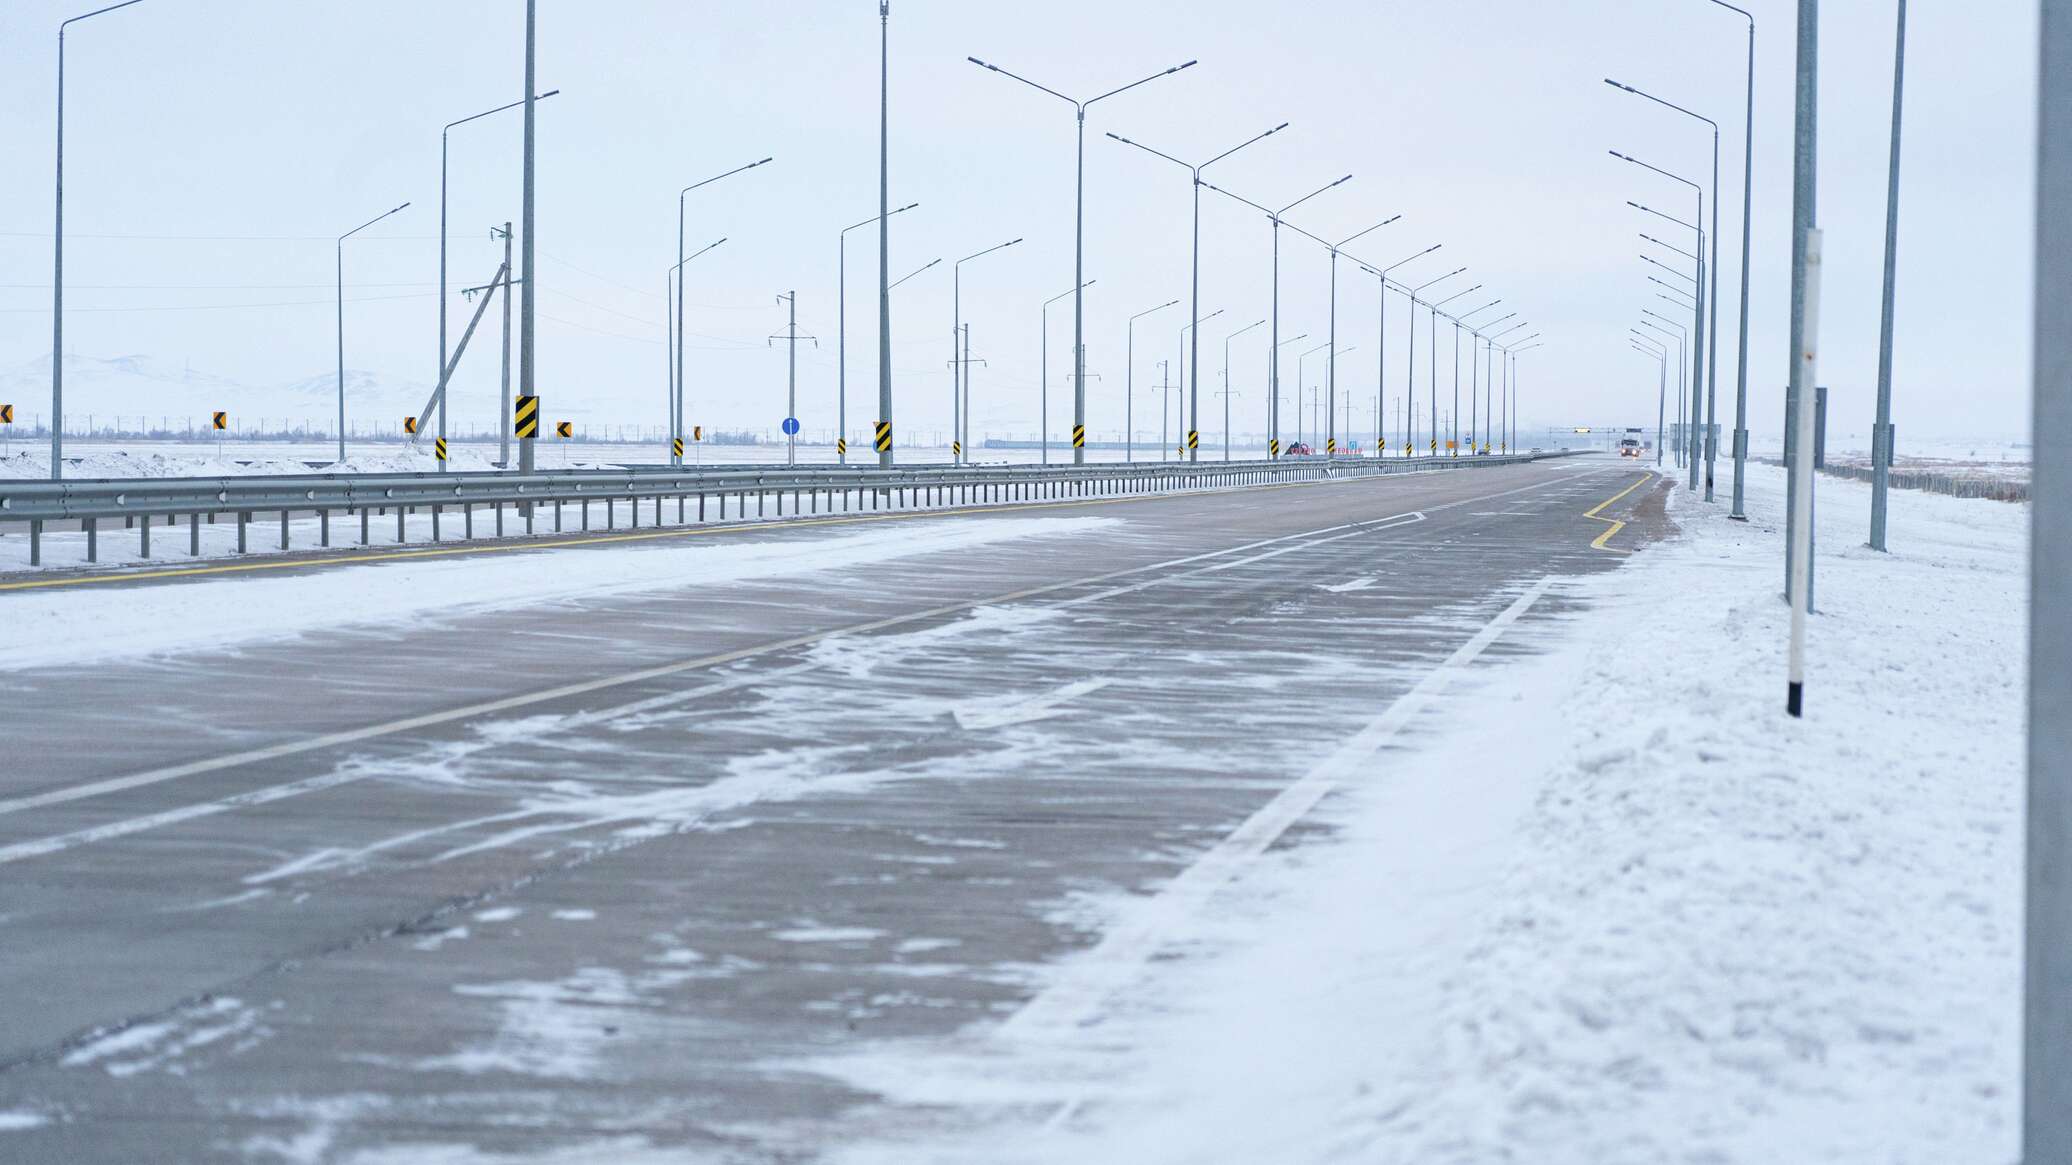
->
(0, 515), (1118, 671)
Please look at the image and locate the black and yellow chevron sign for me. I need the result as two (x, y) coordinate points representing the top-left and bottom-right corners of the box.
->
(873, 420), (892, 452)
(1269, 438), (1279, 457)
(212, 411), (228, 431)
(0, 404), (12, 425)
(403, 415), (417, 435)
(1429, 438), (1438, 453)
(556, 421), (573, 438)
(1327, 437), (1337, 454)
(434, 437), (449, 462)
(514, 394), (540, 439)
(1072, 424), (1086, 449)
(1186, 430), (1199, 451)
(672, 437), (684, 457)
(836, 437), (847, 456)
(952, 440), (962, 457)
(1380, 438), (1388, 452)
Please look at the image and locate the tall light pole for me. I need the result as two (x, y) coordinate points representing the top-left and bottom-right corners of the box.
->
(1126, 299), (1180, 462)
(1616, 152), (1708, 490)
(1357, 243), (1443, 457)
(518, 0), (538, 476)
(1274, 331), (1309, 452)
(954, 237), (1022, 464)
(2029, 0), (2072, 1150)
(337, 202), (410, 465)
(1640, 312), (1687, 465)
(444, 89), (558, 471)
(666, 238), (724, 453)
(1203, 174), (1354, 457)
(1109, 122), (1291, 462)
(51, 0), (150, 481)
(1610, 80), (1721, 498)
(877, 2), (893, 465)
(1692, 0), (1758, 519)
(1041, 281), (1094, 463)
(839, 201), (918, 463)
(1222, 319), (1266, 459)
(970, 55), (1197, 466)
(1177, 309), (1224, 456)
(1406, 268), (1468, 456)
(1296, 340), (1332, 449)
(1632, 330), (1669, 464)
(674, 157), (772, 465)
(1285, 215), (1400, 455)
(1870, 0), (1908, 550)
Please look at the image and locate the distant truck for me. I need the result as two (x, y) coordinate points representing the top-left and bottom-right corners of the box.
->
(1619, 437), (1644, 458)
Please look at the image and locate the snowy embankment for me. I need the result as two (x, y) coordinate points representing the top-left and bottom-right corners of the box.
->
(831, 463), (2025, 1164)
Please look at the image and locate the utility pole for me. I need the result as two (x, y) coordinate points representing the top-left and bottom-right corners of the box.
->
(770, 292), (818, 466)
(498, 222), (513, 466)
(1784, 0), (1818, 606)
(1870, 0), (1908, 551)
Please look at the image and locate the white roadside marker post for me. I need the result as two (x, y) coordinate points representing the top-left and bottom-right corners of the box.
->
(1786, 228), (1821, 719)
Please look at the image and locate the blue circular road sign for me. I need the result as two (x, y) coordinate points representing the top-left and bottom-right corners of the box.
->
(782, 417), (801, 436)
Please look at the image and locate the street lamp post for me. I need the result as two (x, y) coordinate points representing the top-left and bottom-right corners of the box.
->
(1356, 243), (1443, 457)
(337, 202), (411, 465)
(1610, 81), (1722, 498)
(1616, 151), (1708, 490)
(1694, 0), (1759, 519)
(840, 201), (918, 463)
(1284, 215), (1400, 455)
(970, 54), (1198, 465)
(1176, 309), (1224, 458)
(443, 89), (558, 471)
(1404, 268), (1468, 456)
(665, 238), (724, 456)
(954, 237), (1022, 464)
(675, 157), (773, 465)
(1632, 330), (1669, 464)
(1222, 319), (1266, 459)
(1041, 280), (1094, 463)
(1203, 175), (1354, 456)
(1273, 331), (1310, 452)
(1127, 300), (1181, 463)
(1109, 122), (1292, 462)
(1870, 0), (1908, 550)
(1639, 312), (1688, 466)
(51, 0), (151, 481)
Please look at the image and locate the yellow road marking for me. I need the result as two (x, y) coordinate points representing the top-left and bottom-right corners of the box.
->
(1583, 472), (1653, 553)
(0, 466), (1495, 593)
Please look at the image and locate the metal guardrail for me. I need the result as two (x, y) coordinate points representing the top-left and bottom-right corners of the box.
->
(0, 453), (1554, 569)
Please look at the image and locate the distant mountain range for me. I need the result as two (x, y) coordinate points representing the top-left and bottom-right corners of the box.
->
(0, 355), (435, 427)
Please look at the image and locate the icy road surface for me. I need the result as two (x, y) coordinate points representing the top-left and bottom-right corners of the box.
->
(0, 457), (1666, 1161)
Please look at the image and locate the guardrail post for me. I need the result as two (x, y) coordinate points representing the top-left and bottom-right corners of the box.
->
(431, 505), (443, 542)
(320, 509), (330, 548)
(191, 513), (202, 556)
(464, 503), (474, 540)
(397, 506), (406, 544)
(236, 512), (249, 555)
(495, 503), (505, 537)
(139, 513), (150, 558)
(280, 510), (290, 551)
(83, 517), (97, 563)
(28, 520), (40, 566)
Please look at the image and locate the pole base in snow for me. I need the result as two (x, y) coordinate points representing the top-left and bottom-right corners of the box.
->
(1787, 681), (1804, 718)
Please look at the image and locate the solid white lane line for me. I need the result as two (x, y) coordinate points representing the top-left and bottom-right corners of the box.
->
(993, 574), (1559, 1043)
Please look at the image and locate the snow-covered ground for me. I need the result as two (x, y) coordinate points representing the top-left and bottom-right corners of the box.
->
(823, 462), (2026, 1164)
(0, 515), (1117, 672)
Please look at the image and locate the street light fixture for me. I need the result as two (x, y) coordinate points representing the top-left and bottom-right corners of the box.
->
(1222, 318), (1266, 459)
(1611, 77), (1722, 499)
(337, 202), (411, 465)
(1176, 309), (1224, 458)
(443, 89), (558, 469)
(1203, 173), (1354, 455)
(50, 0), (150, 481)
(970, 53), (1198, 465)
(840, 201), (919, 462)
(1126, 299), (1181, 462)
(674, 157), (773, 464)
(1041, 280), (1095, 463)
(953, 237), (1022, 463)
(1285, 214), (1402, 456)
(1109, 121), (1293, 461)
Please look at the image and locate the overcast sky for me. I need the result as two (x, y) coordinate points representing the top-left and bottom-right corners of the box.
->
(0, 0), (2040, 447)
